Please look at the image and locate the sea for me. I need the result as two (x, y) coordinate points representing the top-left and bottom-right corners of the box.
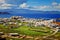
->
(0, 12), (60, 22)
(0, 9), (60, 19)
(0, 13), (60, 18)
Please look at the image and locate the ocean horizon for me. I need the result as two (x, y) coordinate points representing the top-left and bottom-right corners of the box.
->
(0, 9), (60, 19)
(0, 13), (60, 19)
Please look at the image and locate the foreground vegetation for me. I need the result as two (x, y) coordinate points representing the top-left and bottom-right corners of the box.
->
(0, 24), (60, 40)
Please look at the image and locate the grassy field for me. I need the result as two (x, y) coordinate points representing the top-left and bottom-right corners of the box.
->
(0, 24), (60, 40)
(0, 24), (52, 36)
(14, 26), (53, 36)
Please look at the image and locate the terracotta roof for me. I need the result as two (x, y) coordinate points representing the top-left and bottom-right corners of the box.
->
(53, 22), (60, 26)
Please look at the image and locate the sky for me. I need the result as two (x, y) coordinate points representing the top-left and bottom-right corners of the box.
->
(0, 0), (60, 11)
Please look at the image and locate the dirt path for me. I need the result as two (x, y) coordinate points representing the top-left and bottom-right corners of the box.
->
(43, 27), (59, 38)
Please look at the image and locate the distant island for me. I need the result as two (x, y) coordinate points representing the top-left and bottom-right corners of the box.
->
(0, 12), (10, 14)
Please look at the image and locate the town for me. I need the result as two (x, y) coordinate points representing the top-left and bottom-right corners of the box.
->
(0, 16), (60, 40)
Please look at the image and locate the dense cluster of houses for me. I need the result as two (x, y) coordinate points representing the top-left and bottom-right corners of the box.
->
(34, 19), (59, 27)
(0, 16), (60, 28)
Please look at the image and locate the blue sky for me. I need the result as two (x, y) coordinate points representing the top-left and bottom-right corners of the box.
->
(27, 0), (60, 7)
(0, 0), (60, 11)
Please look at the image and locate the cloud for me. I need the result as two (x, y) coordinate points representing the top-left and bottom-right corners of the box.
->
(0, 6), (11, 9)
(52, 2), (58, 6)
(19, 3), (51, 11)
(19, 3), (29, 8)
(0, 3), (16, 9)
(0, 0), (5, 3)
(0, 0), (27, 9)
(32, 6), (50, 9)
(1, 3), (16, 7)
(0, 0), (17, 9)
(25, 6), (50, 11)
(18, 2), (60, 11)
(54, 5), (60, 9)
(52, 2), (60, 9)
(19, 3), (49, 9)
